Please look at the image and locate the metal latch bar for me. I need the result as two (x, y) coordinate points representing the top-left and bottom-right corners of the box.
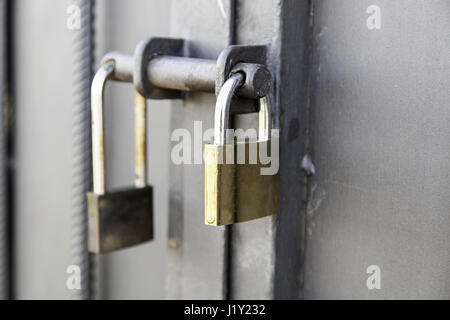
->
(101, 52), (269, 100)
(99, 37), (270, 104)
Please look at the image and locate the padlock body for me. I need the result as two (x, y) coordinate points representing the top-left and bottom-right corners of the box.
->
(204, 144), (236, 226)
(205, 138), (280, 226)
(87, 186), (153, 253)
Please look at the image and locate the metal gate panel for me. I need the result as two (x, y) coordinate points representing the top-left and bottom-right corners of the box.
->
(167, 0), (234, 299)
(305, 0), (450, 299)
(230, 0), (280, 300)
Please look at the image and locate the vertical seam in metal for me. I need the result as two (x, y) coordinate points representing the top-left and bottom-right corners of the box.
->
(299, 0), (314, 299)
(223, 0), (237, 301)
(300, 0), (315, 300)
(273, 0), (314, 299)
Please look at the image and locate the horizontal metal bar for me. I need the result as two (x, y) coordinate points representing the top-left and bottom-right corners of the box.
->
(102, 51), (134, 82)
(149, 56), (216, 93)
(101, 52), (270, 99)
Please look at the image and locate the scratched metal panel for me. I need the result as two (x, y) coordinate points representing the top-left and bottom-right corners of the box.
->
(305, 0), (450, 299)
(167, 0), (233, 299)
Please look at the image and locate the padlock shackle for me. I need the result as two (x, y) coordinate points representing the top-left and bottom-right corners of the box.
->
(214, 73), (271, 145)
(91, 62), (148, 195)
(214, 72), (244, 145)
(258, 96), (271, 141)
(134, 91), (147, 188)
(91, 62), (115, 195)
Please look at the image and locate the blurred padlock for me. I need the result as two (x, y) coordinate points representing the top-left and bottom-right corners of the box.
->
(87, 61), (153, 253)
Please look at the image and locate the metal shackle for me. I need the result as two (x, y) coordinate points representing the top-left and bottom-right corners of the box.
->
(214, 72), (271, 145)
(91, 61), (148, 195)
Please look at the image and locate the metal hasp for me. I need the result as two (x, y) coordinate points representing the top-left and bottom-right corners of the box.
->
(204, 73), (280, 226)
(101, 37), (271, 113)
(87, 62), (153, 254)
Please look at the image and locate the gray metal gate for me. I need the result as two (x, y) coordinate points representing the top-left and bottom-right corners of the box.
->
(2, 0), (450, 300)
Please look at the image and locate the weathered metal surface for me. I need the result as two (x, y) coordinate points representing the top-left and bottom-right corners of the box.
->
(305, 0), (450, 299)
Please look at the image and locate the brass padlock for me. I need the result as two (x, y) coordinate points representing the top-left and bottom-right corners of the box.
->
(87, 61), (153, 253)
(204, 72), (279, 226)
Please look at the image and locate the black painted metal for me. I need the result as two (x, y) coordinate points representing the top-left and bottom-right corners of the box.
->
(273, 0), (311, 299)
(133, 37), (185, 100)
(0, 0), (8, 300)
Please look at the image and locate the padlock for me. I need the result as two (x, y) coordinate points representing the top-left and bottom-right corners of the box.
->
(87, 61), (153, 253)
(204, 72), (279, 226)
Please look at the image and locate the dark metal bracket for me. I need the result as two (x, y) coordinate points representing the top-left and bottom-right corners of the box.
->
(101, 37), (271, 114)
(134, 38), (185, 100)
(216, 45), (268, 96)
(216, 45), (269, 113)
